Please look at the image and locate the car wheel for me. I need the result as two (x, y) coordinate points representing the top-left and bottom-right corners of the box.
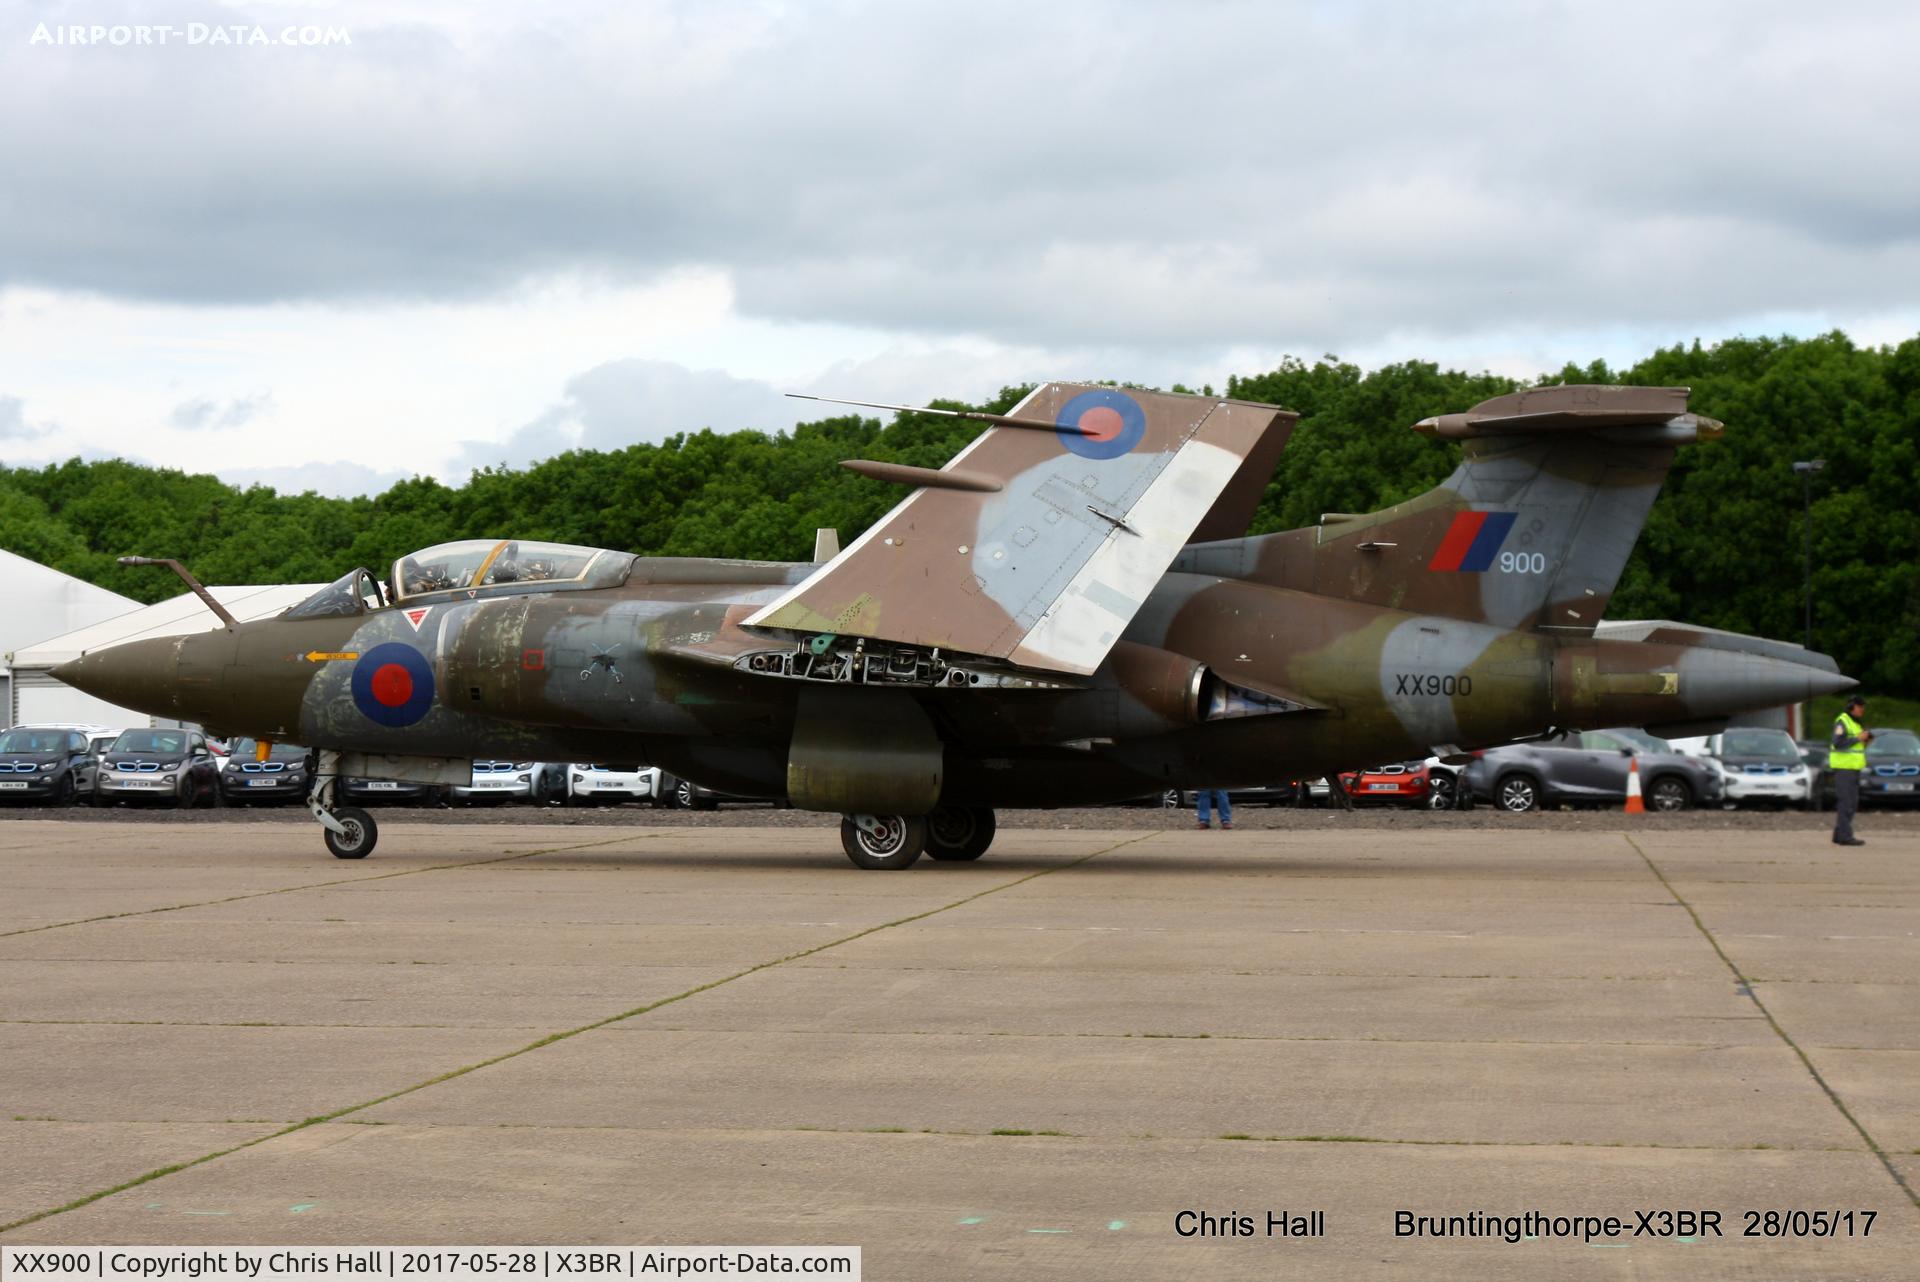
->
(925, 806), (995, 861)
(54, 772), (76, 806)
(840, 815), (926, 870)
(1425, 774), (1456, 811)
(1160, 788), (1184, 809)
(1496, 773), (1540, 813)
(1647, 777), (1692, 811)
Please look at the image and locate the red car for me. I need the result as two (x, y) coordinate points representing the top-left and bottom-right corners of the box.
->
(1337, 761), (1455, 809)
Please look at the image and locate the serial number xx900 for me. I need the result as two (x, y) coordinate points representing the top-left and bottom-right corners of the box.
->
(1395, 674), (1472, 696)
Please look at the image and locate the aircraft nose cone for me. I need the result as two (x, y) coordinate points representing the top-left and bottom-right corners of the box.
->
(52, 638), (185, 718)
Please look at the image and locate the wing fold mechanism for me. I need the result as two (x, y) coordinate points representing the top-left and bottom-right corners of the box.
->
(748, 382), (1289, 676)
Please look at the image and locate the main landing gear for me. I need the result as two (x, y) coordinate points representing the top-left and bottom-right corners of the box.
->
(839, 806), (996, 870)
(308, 749), (378, 859)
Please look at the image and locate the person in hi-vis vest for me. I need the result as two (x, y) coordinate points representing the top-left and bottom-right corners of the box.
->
(1830, 695), (1873, 846)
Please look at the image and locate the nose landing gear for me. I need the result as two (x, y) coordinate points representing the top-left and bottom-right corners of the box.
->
(308, 750), (378, 859)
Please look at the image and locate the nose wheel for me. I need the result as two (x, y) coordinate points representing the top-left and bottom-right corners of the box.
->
(308, 751), (379, 859)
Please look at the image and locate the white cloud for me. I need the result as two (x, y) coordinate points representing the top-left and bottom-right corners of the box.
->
(0, 0), (1915, 487)
(220, 459), (414, 498)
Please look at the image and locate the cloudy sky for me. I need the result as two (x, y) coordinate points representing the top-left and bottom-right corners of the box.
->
(3, 0), (1916, 495)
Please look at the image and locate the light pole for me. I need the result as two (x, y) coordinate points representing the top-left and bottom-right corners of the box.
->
(1792, 459), (1825, 652)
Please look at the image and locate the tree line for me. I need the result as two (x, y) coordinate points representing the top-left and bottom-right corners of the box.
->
(5, 331), (1915, 695)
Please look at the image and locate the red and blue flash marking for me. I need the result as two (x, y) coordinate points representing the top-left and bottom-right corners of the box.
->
(1428, 511), (1517, 572)
(350, 642), (436, 727)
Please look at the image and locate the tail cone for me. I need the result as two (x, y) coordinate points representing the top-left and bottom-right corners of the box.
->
(1624, 757), (1646, 815)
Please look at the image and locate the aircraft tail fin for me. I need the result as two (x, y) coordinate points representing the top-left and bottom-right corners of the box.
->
(1179, 385), (1720, 634)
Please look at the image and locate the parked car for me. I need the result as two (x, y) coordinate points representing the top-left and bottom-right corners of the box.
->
(218, 738), (312, 805)
(1161, 779), (1328, 809)
(1338, 760), (1459, 809)
(564, 764), (661, 805)
(448, 760), (565, 804)
(0, 725), (104, 805)
(1863, 727), (1920, 807)
(1677, 727), (1813, 809)
(1462, 728), (1721, 812)
(93, 727), (220, 808)
(657, 772), (777, 809)
(341, 776), (443, 806)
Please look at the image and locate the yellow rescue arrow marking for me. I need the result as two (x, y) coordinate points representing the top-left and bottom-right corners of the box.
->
(304, 651), (360, 663)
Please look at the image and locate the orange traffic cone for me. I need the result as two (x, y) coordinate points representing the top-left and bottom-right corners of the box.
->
(1623, 757), (1646, 815)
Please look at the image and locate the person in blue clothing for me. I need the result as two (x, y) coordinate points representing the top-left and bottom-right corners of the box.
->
(1195, 787), (1233, 830)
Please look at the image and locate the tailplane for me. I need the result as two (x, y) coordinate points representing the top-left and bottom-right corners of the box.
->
(1178, 385), (1721, 634)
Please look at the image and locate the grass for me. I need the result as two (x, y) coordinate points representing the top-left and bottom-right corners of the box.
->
(1811, 693), (1920, 733)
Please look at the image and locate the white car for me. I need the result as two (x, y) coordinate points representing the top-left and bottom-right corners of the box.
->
(565, 763), (661, 805)
(448, 761), (565, 804)
(1674, 728), (1812, 809)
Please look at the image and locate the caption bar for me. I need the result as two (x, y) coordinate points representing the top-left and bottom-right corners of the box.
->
(2, 1250), (859, 1282)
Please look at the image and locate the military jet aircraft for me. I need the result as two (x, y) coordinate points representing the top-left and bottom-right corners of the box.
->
(57, 382), (1854, 867)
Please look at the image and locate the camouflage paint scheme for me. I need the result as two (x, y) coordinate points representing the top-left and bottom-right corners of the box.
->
(58, 383), (1854, 830)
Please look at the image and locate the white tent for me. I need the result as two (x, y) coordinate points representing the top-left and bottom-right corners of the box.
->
(8, 582), (324, 729)
(0, 549), (141, 728)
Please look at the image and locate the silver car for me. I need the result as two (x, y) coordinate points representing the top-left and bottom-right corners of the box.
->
(1463, 728), (1723, 812)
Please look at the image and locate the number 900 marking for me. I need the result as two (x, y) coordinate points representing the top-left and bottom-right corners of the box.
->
(1499, 551), (1547, 574)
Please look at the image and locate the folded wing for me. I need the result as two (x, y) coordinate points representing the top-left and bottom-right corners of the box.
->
(746, 383), (1287, 676)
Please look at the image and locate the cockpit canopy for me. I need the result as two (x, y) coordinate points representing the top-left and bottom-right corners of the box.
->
(392, 539), (631, 601)
(283, 540), (632, 619)
(285, 568), (387, 620)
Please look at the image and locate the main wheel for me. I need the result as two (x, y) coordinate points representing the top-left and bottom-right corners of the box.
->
(1647, 776), (1692, 812)
(324, 806), (378, 859)
(841, 815), (926, 870)
(1496, 773), (1540, 813)
(925, 806), (995, 861)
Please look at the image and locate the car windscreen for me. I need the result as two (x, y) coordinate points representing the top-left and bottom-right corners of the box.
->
(1869, 729), (1920, 758)
(111, 730), (189, 755)
(228, 738), (309, 763)
(1720, 729), (1798, 761)
(1612, 729), (1671, 753)
(0, 729), (70, 754)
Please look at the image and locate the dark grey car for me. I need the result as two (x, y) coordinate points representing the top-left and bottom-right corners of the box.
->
(0, 726), (98, 805)
(218, 738), (312, 806)
(1862, 728), (1920, 807)
(1463, 728), (1723, 812)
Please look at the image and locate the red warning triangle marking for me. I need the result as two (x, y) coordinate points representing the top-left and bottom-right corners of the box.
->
(402, 607), (431, 632)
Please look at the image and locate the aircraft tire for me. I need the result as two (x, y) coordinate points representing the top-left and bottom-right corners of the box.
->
(325, 806), (379, 860)
(924, 806), (994, 861)
(841, 815), (925, 870)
